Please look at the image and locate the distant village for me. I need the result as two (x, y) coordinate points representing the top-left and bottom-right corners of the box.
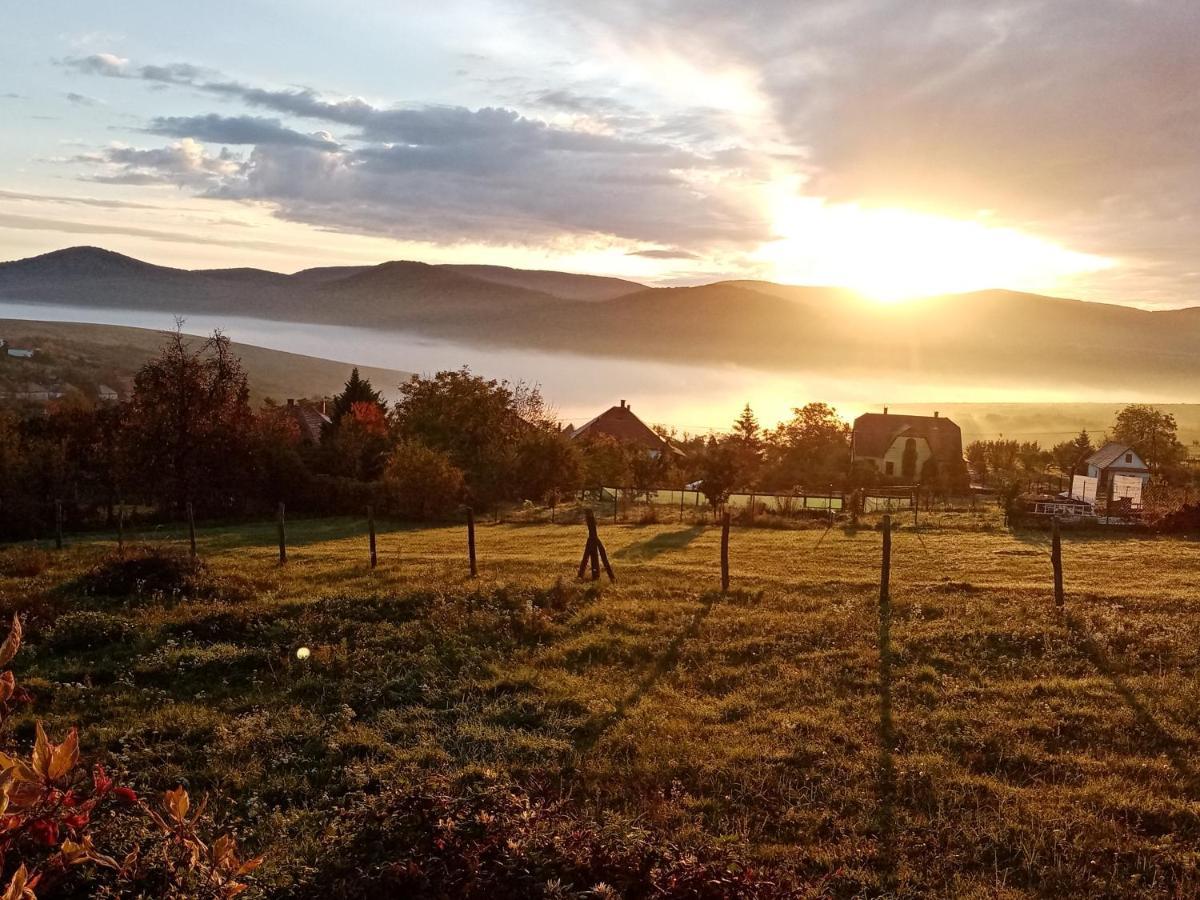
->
(0, 337), (124, 404)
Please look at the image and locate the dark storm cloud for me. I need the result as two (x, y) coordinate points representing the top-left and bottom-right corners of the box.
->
(146, 114), (340, 148)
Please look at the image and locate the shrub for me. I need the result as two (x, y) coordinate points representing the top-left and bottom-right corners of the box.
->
(73, 546), (243, 604)
(299, 773), (796, 899)
(0, 614), (264, 898)
(46, 612), (134, 652)
(0, 546), (52, 578)
(379, 441), (465, 520)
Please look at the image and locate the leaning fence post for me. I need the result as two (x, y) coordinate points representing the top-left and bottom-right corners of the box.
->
(466, 507), (477, 577)
(1051, 517), (1064, 607)
(54, 500), (63, 550)
(720, 510), (731, 593)
(277, 502), (287, 564)
(367, 504), (377, 569)
(187, 501), (197, 558)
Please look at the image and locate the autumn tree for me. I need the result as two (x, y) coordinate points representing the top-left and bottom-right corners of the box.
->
(727, 404), (764, 488)
(694, 438), (741, 513)
(122, 327), (254, 515)
(329, 367), (385, 425)
(1051, 430), (1094, 478)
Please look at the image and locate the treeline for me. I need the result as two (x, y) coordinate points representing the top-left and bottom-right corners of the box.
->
(0, 330), (896, 540)
(966, 404), (1193, 493)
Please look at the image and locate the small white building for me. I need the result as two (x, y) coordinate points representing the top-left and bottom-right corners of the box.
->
(1085, 442), (1150, 505)
(6, 348), (34, 359)
(97, 384), (119, 402)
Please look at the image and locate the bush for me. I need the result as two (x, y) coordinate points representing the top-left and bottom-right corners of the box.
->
(74, 546), (242, 603)
(47, 611), (134, 652)
(379, 441), (465, 520)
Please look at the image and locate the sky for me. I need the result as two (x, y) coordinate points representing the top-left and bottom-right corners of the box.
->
(2, 0), (1198, 306)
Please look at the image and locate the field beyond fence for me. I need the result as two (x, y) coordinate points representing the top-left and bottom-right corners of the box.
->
(4, 509), (1200, 896)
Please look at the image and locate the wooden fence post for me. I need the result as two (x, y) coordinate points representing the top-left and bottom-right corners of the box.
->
(576, 508), (614, 581)
(277, 502), (287, 564)
(613, 488), (619, 523)
(116, 503), (124, 553)
(679, 489), (685, 523)
(187, 501), (197, 558)
(54, 500), (63, 550)
(720, 510), (731, 593)
(913, 485), (920, 528)
(367, 505), (377, 569)
(1051, 517), (1064, 607)
(466, 507), (477, 577)
(879, 513), (893, 677)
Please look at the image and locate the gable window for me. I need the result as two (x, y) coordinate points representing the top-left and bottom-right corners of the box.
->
(1125, 453), (1133, 463)
(885, 461), (895, 475)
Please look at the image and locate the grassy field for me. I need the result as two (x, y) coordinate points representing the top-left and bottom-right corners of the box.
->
(3, 510), (1200, 897)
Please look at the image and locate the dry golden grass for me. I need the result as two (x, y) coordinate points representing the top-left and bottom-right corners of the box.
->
(3, 511), (1199, 897)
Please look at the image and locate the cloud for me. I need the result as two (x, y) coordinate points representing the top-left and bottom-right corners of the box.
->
(626, 248), (701, 260)
(63, 92), (99, 106)
(76, 139), (243, 187)
(61, 54), (213, 84)
(146, 114), (340, 148)
(64, 54), (770, 248)
(0, 211), (309, 253)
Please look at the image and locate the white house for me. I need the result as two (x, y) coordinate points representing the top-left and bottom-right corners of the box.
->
(1084, 442), (1150, 506)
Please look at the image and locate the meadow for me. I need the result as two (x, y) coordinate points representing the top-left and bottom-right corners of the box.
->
(3, 508), (1199, 897)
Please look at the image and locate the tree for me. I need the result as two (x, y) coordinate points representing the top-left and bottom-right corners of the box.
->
(122, 328), (254, 515)
(694, 439), (741, 513)
(392, 368), (554, 504)
(727, 404), (764, 487)
(330, 368), (385, 426)
(380, 440), (465, 519)
(577, 434), (632, 489)
(761, 403), (850, 491)
(512, 428), (581, 503)
(1113, 404), (1186, 475)
(1051, 430), (1094, 478)
(323, 401), (392, 480)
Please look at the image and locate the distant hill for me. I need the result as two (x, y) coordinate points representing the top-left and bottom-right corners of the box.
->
(0, 318), (412, 404)
(3, 246), (1200, 398)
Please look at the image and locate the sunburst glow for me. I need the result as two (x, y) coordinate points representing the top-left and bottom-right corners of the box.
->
(756, 189), (1116, 303)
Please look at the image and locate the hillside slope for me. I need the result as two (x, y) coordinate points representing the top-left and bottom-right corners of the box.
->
(0, 318), (412, 403)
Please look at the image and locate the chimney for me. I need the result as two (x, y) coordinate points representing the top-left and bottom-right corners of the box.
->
(934, 410), (939, 418)
(287, 398), (295, 407)
(620, 400), (626, 409)
(883, 406), (888, 415)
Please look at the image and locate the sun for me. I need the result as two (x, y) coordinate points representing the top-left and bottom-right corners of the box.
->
(755, 189), (1115, 303)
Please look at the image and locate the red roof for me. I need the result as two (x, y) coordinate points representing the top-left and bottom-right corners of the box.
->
(569, 401), (671, 453)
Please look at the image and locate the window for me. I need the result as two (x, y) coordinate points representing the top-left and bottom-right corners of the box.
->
(885, 461), (895, 475)
(1125, 453), (1133, 463)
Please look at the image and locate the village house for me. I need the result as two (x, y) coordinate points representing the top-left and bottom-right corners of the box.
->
(1080, 441), (1150, 507)
(97, 384), (119, 402)
(564, 400), (682, 457)
(286, 398), (332, 445)
(850, 409), (965, 483)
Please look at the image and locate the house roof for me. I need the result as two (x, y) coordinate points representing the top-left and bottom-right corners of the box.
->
(851, 412), (963, 460)
(1086, 441), (1145, 470)
(569, 401), (671, 453)
(288, 402), (331, 444)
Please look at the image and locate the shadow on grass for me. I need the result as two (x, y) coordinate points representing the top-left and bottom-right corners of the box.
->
(1064, 610), (1200, 794)
(611, 526), (706, 561)
(571, 589), (722, 756)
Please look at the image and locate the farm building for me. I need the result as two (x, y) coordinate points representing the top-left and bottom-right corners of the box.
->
(851, 409), (965, 484)
(1069, 441), (1150, 508)
(564, 400), (681, 457)
(6, 348), (34, 359)
(285, 398), (332, 445)
(97, 384), (119, 402)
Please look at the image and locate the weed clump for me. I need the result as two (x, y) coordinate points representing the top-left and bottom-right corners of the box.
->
(75, 546), (249, 604)
(0, 546), (52, 578)
(47, 610), (135, 652)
